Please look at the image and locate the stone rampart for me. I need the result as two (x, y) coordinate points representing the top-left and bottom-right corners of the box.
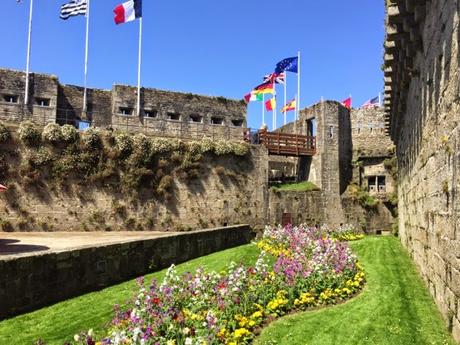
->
(384, 0), (460, 341)
(0, 225), (255, 319)
(0, 68), (246, 141)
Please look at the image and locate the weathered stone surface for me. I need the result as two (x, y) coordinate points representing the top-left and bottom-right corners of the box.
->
(0, 225), (255, 319)
(385, 0), (460, 340)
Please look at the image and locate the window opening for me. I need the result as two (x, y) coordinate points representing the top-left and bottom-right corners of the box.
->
(167, 112), (181, 121)
(211, 117), (224, 125)
(35, 98), (50, 107)
(231, 119), (244, 127)
(3, 95), (18, 103)
(119, 107), (133, 115)
(190, 114), (203, 123)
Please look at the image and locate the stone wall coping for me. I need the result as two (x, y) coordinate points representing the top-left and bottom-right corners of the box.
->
(0, 225), (251, 262)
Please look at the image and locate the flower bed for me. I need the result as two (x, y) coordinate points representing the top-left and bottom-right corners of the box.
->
(71, 225), (365, 345)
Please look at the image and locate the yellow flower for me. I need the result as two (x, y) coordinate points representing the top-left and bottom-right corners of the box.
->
(167, 340), (176, 345)
(233, 328), (251, 339)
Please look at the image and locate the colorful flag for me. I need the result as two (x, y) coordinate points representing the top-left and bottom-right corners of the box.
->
(263, 72), (285, 85)
(60, 0), (87, 20)
(265, 98), (276, 111)
(251, 81), (274, 95)
(341, 97), (352, 109)
(361, 96), (379, 109)
(275, 57), (298, 74)
(244, 92), (263, 104)
(281, 98), (296, 113)
(114, 0), (142, 25)
(0, 184), (7, 192)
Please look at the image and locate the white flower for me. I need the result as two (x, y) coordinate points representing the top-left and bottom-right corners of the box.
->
(183, 327), (190, 335)
(185, 337), (193, 345)
(73, 334), (80, 342)
(87, 328), (94, 337)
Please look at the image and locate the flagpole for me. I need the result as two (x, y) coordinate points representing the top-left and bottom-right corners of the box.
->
(273, 91), (276, 131)
(296, 50), (301, 121)
(283, 73), (287, 125)
(378, 92), (382, 107)
(136, 17), (143, 117)
(24, 0), (34, 106)
(262, 93), (265, 127)
(83, 0), (91, 113)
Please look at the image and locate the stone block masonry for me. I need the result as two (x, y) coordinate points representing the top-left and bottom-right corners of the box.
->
(0, 68), (246, 141)
(385, 0), (460, 341)
(0, 225), (255, 319)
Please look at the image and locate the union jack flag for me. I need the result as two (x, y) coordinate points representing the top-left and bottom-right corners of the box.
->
(361, 96), (380, 109)
(263, 72), (285, 85)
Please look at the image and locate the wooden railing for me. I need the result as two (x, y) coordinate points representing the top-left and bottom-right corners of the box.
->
(258, 130), (316, 156)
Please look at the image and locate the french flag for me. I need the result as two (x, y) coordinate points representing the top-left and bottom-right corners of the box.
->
(114, 0), (142, 25)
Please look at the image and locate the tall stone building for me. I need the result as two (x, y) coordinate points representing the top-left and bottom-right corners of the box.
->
(384, 0), (460, 341)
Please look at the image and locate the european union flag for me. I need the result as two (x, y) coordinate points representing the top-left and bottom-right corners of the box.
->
(275, 57), (298, 74)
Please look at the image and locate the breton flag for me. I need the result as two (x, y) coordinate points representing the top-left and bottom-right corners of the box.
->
(361, 96), (380, 109)
(281, 98), (296, 113)
(341, 97), (352, 109)
(114, 0), (142, 25)
(263, 72), (285, 85)
(60, 0), (87, 20)
(275, 57), (298, 74)
(265, 98), (276, 111)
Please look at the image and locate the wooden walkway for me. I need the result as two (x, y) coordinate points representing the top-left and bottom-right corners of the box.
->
(258, 130), (316, 156)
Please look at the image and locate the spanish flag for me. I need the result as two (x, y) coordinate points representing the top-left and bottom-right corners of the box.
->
(265, 98), (276, 111)
(281, 98), (296, 113)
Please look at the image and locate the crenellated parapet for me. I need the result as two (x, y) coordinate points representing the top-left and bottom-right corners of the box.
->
(384, 0), (426, 142)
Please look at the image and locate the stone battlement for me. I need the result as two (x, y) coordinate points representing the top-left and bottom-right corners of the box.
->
(0, 68), (247, 141)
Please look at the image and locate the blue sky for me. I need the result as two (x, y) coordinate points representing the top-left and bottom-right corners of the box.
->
(2, 1), (384, 130)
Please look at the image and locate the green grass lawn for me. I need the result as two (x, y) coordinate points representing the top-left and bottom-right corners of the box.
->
(255, 236), (455, 345)
(0, 237), (455, 345)
(271, 181), (319, 192)
(0, 244), (260, 345)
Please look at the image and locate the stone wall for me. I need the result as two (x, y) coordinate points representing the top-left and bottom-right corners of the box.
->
(111, 85), (246, 141)
(0, 225), (254, 319)
(385, 0), (460, 341)
(268, 190), (325, 225)
(0, 69), (58, 124)
(0, 135), (269, 232)
(0, 68), (246, 142)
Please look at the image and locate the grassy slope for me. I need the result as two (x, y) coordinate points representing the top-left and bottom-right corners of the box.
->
(255, 236), (455, 345)
(271, 181), (319, 192)
(0, 244), (260, 345)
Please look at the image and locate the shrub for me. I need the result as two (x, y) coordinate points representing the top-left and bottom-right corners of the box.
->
(199, 138), (215, 153)
(0, 123), (11, 143)
(18, 121), (41, 147)
(82, 128), (102, 150)
(214, 139), (233, 155)
(0, 218), (13, 232)
(115, 132), (133, 158)
(27, 147), (54, 167)
(232, 142), (250, 156)
(42, 123), (63, 144)
(150, 138), (173, 153)
(132, 133), (150, 152)
(61, 125), (79, 143)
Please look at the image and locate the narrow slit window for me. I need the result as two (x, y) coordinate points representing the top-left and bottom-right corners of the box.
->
(3, 95), (18, 103)
(144, 109), (157, 118)
(231, 119), (244, 127)
(211, 117), (224, 125)
(328, 125), (334, 139)
(189, 114), (203, 123)
(167, 112), (181, 121)
(119, 107), (133, 115)
(35, 98), (50, 107)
